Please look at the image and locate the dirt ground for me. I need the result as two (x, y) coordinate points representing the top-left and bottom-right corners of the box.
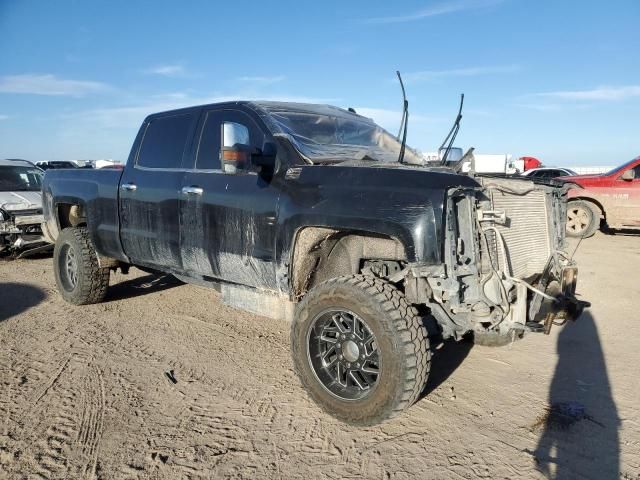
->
(0, 232), (639, 480)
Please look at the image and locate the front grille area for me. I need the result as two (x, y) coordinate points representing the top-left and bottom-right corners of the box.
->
(478, 179), (554, 281)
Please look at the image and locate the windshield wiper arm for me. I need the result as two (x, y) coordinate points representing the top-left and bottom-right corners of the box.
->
(396, 71), (409, 165)
(439, 93), (464, 166)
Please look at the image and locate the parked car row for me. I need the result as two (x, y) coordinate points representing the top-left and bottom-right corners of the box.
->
(36, 160), (83, 170)
(520, 167), (577, 179)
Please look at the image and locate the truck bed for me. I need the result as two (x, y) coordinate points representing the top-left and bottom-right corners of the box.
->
(42, 168), (128, 262)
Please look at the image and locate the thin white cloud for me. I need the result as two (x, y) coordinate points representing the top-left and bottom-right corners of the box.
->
(0, 114), (9, 120)
(237, 75), (286, 84)
(143, 64), (189, 77)
(514, 103), (563, 112)
(363, 0), (505, 24)
(352, 107), (441, 132)
(535, 85), (640, 102)
(403, 65), (520, 83)
(62, 93), (343, 129)
(0, 74), (112, 97)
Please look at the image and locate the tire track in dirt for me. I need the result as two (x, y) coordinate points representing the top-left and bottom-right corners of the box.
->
(5, 353), (107, 480)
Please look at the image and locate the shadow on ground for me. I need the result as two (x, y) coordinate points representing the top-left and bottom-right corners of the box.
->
(533, 311), (619, 479)
(420, 338), (473, 399)
(602, 226), (640, 236)
(105, 273), (183, 302)
(0, 282), (46, 323)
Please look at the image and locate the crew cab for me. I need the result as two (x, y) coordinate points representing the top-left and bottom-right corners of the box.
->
(42, 101), (586, 425)
(560, 156), (640, 237)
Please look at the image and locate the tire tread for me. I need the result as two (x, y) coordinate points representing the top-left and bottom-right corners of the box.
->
(54, 227), (110, 305)
(292, 274), (430, 425)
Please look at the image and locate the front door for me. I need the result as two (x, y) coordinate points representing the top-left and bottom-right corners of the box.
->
(611, 163), (640, 226)
(119, 111), (198, 272)
(180, 107), (280, 289)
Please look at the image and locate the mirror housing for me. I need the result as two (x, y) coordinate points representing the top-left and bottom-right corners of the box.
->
(621, 169), (635, 181)
(252, 141), (277, 170)
(221, 143), (254, 173)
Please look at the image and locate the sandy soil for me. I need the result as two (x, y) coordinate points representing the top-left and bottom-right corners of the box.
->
(0, 232), (639, 479)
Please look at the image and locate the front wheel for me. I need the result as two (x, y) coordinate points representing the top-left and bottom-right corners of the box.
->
(566, 201), (599, 238)
(53, 227), (110, 305)
(291, 275), (430, 426)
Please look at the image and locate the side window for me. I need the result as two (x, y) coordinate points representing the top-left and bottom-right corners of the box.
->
(137, 113), (195, 169)
(196, 111), (222, 170)
(633, 164), (640, 179)
(529, 170), (542, 178)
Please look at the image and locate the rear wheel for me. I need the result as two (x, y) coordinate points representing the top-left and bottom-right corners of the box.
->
(53, 227), (110, 305)
(566, 201), (599, 238)
(291, 275), (430, 425)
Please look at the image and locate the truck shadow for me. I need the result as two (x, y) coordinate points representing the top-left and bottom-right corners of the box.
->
(0, 282), (46, 323)
(420, 338), (473, 399)
(532, 311), (620, 479)
(105, 273), (183, 302)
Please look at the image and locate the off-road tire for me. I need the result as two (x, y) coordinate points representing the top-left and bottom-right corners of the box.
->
(566, 200), (599, 238)
(291, 275), (430, 426)
(53, 227), (110, 305)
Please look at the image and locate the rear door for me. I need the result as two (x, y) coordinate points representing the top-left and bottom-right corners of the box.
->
(119, 111), (198, 271)
(179, 106), (280, 289)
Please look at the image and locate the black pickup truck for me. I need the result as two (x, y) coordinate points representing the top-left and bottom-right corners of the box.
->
(42, 101), (586, 425)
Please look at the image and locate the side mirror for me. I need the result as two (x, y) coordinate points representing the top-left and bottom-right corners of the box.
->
(221, 121), (253, 174)
(621, 169), (635, 181)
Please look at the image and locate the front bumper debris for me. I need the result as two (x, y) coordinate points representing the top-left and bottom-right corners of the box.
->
(526, 263), (590, 334)
(0, 213), (52, 257)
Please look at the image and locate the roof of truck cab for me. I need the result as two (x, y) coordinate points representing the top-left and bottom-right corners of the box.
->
(144, 100), (372, 123)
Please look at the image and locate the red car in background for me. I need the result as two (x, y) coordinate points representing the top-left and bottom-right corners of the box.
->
(559, 156), (640, 237)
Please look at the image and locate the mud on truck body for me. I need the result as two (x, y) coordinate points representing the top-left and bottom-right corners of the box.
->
(42, 101), (587, 425)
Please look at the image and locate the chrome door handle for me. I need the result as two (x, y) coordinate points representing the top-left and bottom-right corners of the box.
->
(121, 183), (137, 192)
(182, 186), (203, 196)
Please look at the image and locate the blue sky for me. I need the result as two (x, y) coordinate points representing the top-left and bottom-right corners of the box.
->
(0, 0), (638, 166)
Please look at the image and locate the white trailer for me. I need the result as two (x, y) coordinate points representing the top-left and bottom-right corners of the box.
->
(423, 149), (521, 174)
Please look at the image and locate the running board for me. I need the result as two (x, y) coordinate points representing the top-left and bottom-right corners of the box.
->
(220, 283), (295, 322)
(174, 273), (295, 322)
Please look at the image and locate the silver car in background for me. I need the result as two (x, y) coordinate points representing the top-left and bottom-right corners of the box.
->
(0, 159), (51, 256)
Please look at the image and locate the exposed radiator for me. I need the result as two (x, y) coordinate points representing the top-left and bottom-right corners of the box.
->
(484, 188), (551, 280)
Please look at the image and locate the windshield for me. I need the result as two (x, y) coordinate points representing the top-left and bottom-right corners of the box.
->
(253, 103), (423, 164)
(605, 157), (640, 176)
(0, 166), (43, 192)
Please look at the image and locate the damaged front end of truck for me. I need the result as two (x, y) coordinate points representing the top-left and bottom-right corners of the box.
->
(0, 162), (51, 258)
(404, 176), (588, 344)
(0, 206), (50, 257)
